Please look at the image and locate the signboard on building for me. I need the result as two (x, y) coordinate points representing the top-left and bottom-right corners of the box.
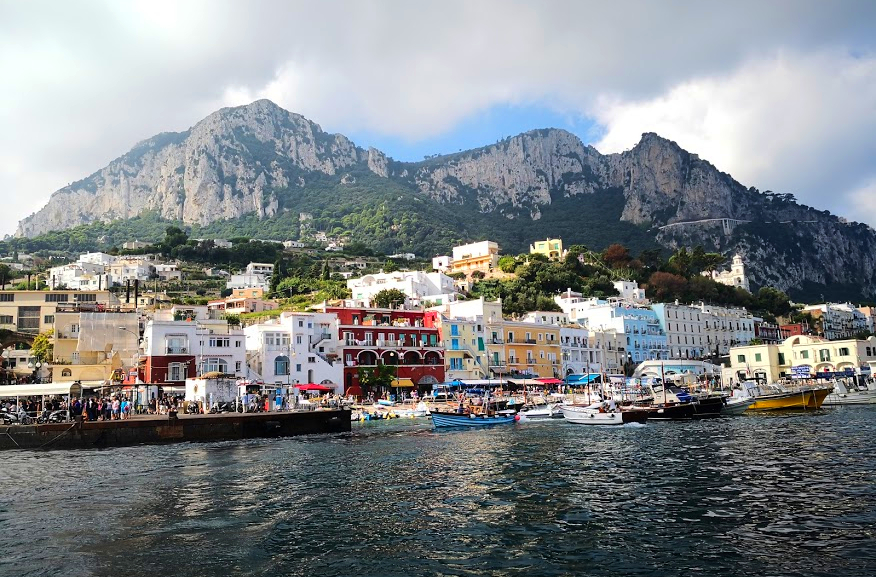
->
(790, 365), (812, 379)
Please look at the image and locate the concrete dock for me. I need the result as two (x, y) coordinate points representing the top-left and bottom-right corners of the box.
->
(0, 409), (351, 450)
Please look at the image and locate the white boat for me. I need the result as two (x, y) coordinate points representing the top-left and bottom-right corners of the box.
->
(518, 395), (564, 420)
(823, 379), (876, 406)
(561, 402), (648, 426)
(721, 396), (755, 415)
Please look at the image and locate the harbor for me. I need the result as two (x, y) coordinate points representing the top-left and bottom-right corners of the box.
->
(1, 405), (874, 577)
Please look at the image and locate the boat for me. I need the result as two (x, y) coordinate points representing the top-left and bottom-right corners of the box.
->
(517, 394), (564, 420)
(823, 379), (876, 406)
(736, 381), (833, 411)
(561, 402), (648, 425)
(430, 411), (517, 428)
(721, 396), (755, 415)
(632, 381), (697, 420)
(691, 394), (724, 418)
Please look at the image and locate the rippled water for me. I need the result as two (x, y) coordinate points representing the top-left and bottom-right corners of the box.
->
(1, 406), (875, 577)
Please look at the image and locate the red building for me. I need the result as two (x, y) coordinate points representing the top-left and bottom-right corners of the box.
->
(324, 306), (445, 398)
(780, 322), (810, 338)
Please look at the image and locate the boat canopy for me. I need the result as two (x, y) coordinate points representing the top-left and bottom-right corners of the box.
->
(535, 378), (564, 385)
(566, 374), (602, 385)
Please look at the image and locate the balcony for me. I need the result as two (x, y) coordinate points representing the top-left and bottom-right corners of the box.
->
(490, 337), (504, 344)
(165, 347), (189, 354)
(524, 339), (536, 344)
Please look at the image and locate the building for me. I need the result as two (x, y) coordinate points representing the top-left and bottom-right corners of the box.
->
(244, 312), (342, 392)
(316, 305), (445, 397)
(346, 270), (457, 307)
(428, 312), (489, 381)
(650, 302), (706, 359)
(246, 263), (275, 277)
(46, 262), (113, 291)
(754, 319), (783, 343)
(0, 290), (120, 335)
(283, 240), (306, 249)
(560, 324), (593, 376)
(154, 263), (181, 282)
(704, 253), (750, 292)
(555, 293), (667, 363)
(613, 280), (647, 303)
(726, 334), (876, 385)
(499, 319), (561, 378)
(51, 309), (140, 385)
(432, 255), (452, 272)
(857, 306), (876, 333)
(140, 316), (246, 387)
(449, 240), (500, 276)
(207, 296), (278, 316)
(122, 240), (150, 250)
(521, 311), (569, 325)
(803, 302), (870, 340)
(388, 253), (416, 261)
(108, 258), (155, 283)
(695, 303), (755, 356)
(529, 238), (564, 260)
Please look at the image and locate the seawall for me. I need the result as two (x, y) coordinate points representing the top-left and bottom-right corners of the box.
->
(0, 409), (351, 450)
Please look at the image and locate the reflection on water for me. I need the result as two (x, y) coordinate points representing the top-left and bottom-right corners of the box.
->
(1, 408), (875, 576)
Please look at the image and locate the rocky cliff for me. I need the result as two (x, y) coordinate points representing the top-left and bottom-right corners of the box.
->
(17, 100), (876, 299)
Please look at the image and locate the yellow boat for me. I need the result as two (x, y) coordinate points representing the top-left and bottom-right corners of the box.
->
(740, 382), (834, 411)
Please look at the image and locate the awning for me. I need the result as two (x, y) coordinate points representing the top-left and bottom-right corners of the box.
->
(535, 378), (564, 385)
(393, 378), (415, 388)
(0, 382), (81, 397)
(566, 374), (602, 385)
(295, 384), (332, 392)
(506, 378), (543, 386)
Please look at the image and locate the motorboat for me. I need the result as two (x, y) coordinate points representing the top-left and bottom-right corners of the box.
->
(517, 394), (564, 420)
(736, 381), (833, 411)
(823, 379), (876, 406)
(561, 402), (648, 425)
(721, 396), (755, 415)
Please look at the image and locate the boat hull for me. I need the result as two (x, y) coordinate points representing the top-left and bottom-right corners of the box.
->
(641, 403), (697, 420)
(561, 406), (648, 425)
(747, 387), (832, 411)
(722, 397), (755, 415)
(823, 392), (876, 406)
(692, 396), (724, 418)
(430, 412), (516, 428)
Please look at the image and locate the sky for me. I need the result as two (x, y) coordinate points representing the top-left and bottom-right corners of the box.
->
(2, 0), (875, 236)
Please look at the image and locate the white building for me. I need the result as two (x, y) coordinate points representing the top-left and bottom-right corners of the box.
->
(695, 302), (755, 356)
(803, 302), (870, 340)
(521, 311), (570, 325)
(560, 324), (596, 376)
(650, 302), (707, 359)
(154, 263), (181, 281)
(108, 259), (154, 283)
(47, 262), (113, 291)
(347, 270), (458, 307)
(283, 240), (306, 249)
(79, 252), (117, 267)
(227, 262), (273, 291)
(613, 280), (647, 303)
(246, 262), (275, 276)
(705, 253), (750, 292)
(388, 253), (416, 261)
(432, 255), (452, 272)
(142, 318), (247, 380)
(244, 312), (343, 392)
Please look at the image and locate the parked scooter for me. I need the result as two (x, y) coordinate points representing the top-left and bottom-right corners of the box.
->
(36, 409), (68, 424)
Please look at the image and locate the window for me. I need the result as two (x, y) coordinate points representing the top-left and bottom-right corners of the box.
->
(168, 363), (186, 381)
(296, 364), (302, 372)
(737, 354), (746, 363)
(839, 347), (850, 356)
(296, 335), (303, 345)
(755, 353), (762, 362)
(298, 320), (304, 327)
(209, 336), (230, 347)
(202, 358), (228, 373)
(308, 356), (315, 363)
(365, 333), (373, 345)
(450, 325), (459, 336)
(868, 347), (873, 357)
(74, 293), (96, 302)
(16, 306), (40, 332)
(819, 349), (831, 362)
(449, 358), (463, 370)
(45, 293), (69, 302)
(0, 315), (12, 324)
(274, 355), (290, 375)
(235, 361), (242, 372)
(778, 353), (786, 365)
(44, 315), (55, 325)
(801, 350), (809, 359)
(0, 293), (13, 302)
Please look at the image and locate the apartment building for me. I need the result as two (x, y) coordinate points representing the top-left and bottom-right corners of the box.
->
(0, 290), (119, 334)
(650, 302), (706, 359)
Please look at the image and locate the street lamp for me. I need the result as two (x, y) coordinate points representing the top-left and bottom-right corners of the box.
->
(27, 359), (42, 383)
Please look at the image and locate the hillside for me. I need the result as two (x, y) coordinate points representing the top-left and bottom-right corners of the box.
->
(15, 100), (876, 301)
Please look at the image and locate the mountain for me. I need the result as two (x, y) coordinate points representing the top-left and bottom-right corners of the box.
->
(17, 100), (876, 301)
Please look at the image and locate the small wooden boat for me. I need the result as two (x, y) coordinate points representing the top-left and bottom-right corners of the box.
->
(430, 411), (516, 428)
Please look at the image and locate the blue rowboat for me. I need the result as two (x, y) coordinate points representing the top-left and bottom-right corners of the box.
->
(431, 411), (516, 428)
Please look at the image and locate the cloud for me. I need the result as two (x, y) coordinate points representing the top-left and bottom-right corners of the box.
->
(1, 0), (876, 235)
(592, 50), (876, 225)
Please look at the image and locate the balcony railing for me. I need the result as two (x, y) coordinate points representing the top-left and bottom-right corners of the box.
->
(166, 346), (189, 354)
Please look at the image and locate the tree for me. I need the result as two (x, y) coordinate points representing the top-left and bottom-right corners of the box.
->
(160, 226), (188, 256)
(358, 364), (397, 390)
(602, 244), (631, 269)
(0, 263), (9, 289)
(321, 260), (330, 281)
(498, 255), (517, 273)
(31, 329), (54, 363)
(471, 270), (486, 280)
(371, 288), (407, 309)
(225, 314), (241, 328)
(646, 272), (688, 302)
(668, 247), (692, 277)
(755, 287), (792, 317)
(383, 259), (399, 273)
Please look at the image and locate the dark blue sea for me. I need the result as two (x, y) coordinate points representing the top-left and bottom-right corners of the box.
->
(1, 406), (875, 577)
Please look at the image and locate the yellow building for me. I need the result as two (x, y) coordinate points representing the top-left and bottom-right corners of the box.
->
(436, 315), (489, 380)
(51, 307), (140, 385)
(494, 320), (561, 378)
(726, 334), (876, 384)
(449, 241), (500, 276)
(529, 238), (564, 260)
(0, 290), (119, 335)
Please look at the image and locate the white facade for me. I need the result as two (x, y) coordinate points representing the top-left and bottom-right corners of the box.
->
(47, 262), (112, 291)
(803, 302), (870, 340)
(283, 240), (306, 249)
(388, 253), (416, 261)
(521, 311), (569, 325)
(245, 262), (275, 276)
(650, 302), (707, 359)
(154, 263), (181, 281)
(347, 271), (458, 306)
(560, 325), (598, 375)
(143, 319), (247, 377)
(243, 312), (343, 392)
(705, 253), (750, 292)
(79, 252), (117, 266)
(452, 241), (498, 262)
(226, 274), (270, 291)
(108, 259), (154, 283)
(695, 302), (755, 355)
(613, 280), (647, 303)
(432, 255), (451, 272)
